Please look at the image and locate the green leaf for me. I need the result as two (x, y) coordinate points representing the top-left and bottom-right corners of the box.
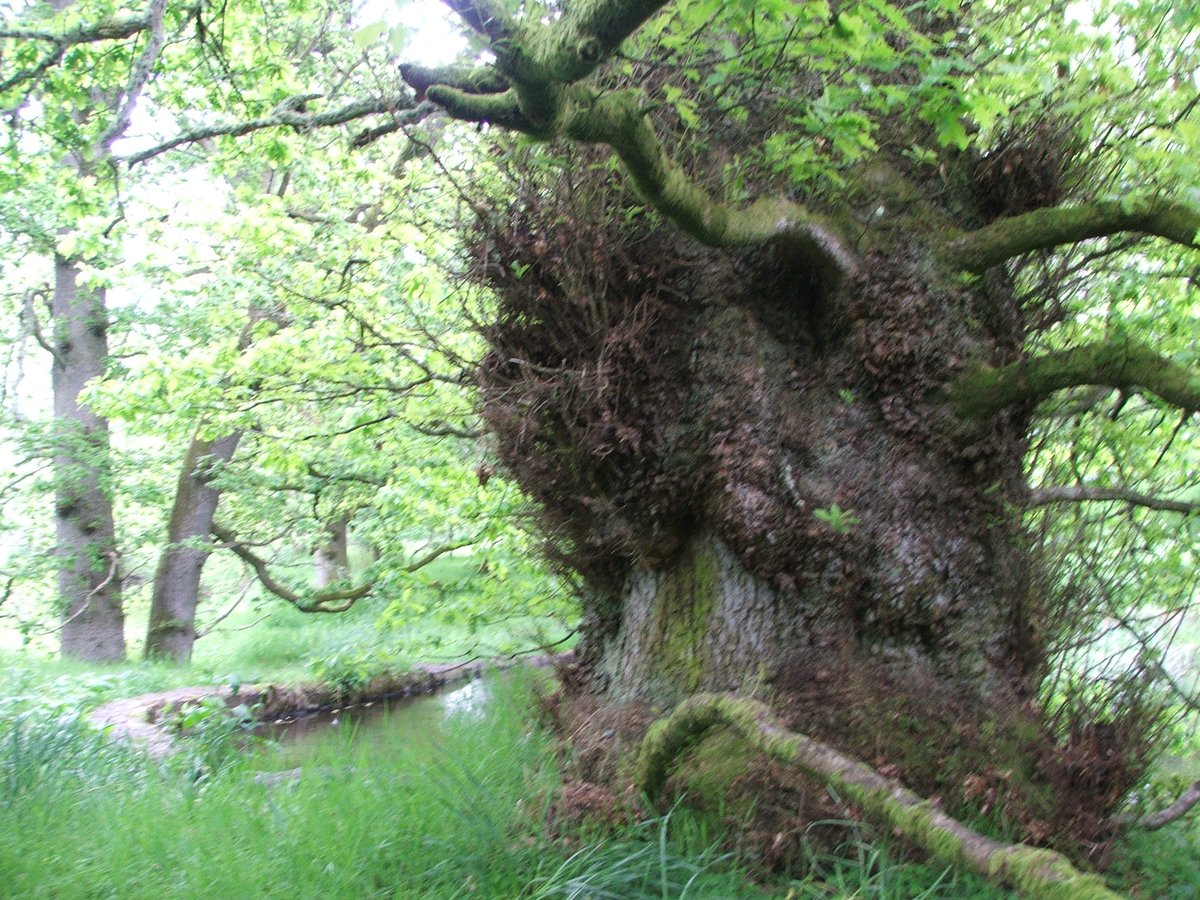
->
(834, 12), (865, 41)
(353, 22), (388, 50)
(936, 114), (969, 150)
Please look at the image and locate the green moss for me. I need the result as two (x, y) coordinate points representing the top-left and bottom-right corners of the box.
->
(988, 846), (1120, 900)
(646, 542), (721, 697)
(670, 729), (762, 815)
(880, 799), (966, 867)
(639, 695), (1122, 899)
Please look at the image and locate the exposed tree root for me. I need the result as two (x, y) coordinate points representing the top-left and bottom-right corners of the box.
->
(636, 694), (1123, 900)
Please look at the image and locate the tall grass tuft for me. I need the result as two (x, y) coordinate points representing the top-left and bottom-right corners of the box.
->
(524, 806), (749, 899)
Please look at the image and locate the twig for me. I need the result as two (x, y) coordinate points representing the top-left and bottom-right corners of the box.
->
(22, 288), (66, 368)
(1027, 484), (1200, 515)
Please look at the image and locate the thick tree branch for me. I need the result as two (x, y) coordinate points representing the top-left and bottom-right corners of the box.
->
(0, 5), (181, 96)
(1027, 485), (1199, 514)
(1112, 779), (1200, 832)
(1137, 780), (1200, 831)
(411, 421), (484, 439)
(442, 0), (513, 43)
(399, 63), (508, 98)
(943, 198), (1200, 272)
(211, 524), (372, 613)
(123, 97), (434, 165)
(409, 0), (856, 283)
(568, 89), (856, 280)
(946, 336), (1200, 419)
(637, 694), (1119, 899)
(501, 0), (670, 86)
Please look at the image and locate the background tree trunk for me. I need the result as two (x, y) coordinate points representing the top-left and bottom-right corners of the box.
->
(53, 255), (125, 661)
(313, 516), (351, 589)
(144, 432), (242, 662)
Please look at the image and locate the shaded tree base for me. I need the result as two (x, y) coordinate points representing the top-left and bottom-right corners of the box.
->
(635, 694), (1119, 899)
(543, 652), (1148, 897)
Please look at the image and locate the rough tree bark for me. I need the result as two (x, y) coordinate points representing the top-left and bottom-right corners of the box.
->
(42, 0), (170, 660)
(143, 432), (241, 662)
(53, 255), (125, 661)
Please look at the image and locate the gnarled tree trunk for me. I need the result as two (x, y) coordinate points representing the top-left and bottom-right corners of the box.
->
(478, 210), (1037, 709)
(409, 0), (1200, 865)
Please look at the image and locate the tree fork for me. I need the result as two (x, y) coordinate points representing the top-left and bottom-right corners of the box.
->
(411, 0), (857, 284)
(637, 694), (1122, 900)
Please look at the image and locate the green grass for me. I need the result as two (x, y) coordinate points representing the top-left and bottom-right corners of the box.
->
(0, 672), (767, 899)
(0, 651), (201, 717)
(3, 656), (1195, 898)
(784, 828), (1012, 899)
(1, 568), (1195, 900)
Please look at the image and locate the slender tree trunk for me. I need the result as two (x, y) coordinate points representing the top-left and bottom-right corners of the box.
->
(143, 432), (242, 662)
(313, 516), (350, 589)
(53, 255), (125, 661)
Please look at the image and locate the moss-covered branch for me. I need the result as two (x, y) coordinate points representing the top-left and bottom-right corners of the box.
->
(408, 0), (856, 282)
(442, 0), (513, 42)
(943, 198), (1200, 272)
(567, 90), (855, 279)
(400, 63), (509, 98)
(637, 694), (1122, 900)
(946, 337), (1200, 419)
(509, 0), (671, 85)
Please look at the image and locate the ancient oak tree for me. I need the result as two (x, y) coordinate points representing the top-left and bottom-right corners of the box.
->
(404, 0), (1199, 863)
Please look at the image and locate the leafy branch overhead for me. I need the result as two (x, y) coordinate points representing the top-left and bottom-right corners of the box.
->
(0, 6), (184, 96)
(212, 522), (479, 615)
(0, 0), (434, 166)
